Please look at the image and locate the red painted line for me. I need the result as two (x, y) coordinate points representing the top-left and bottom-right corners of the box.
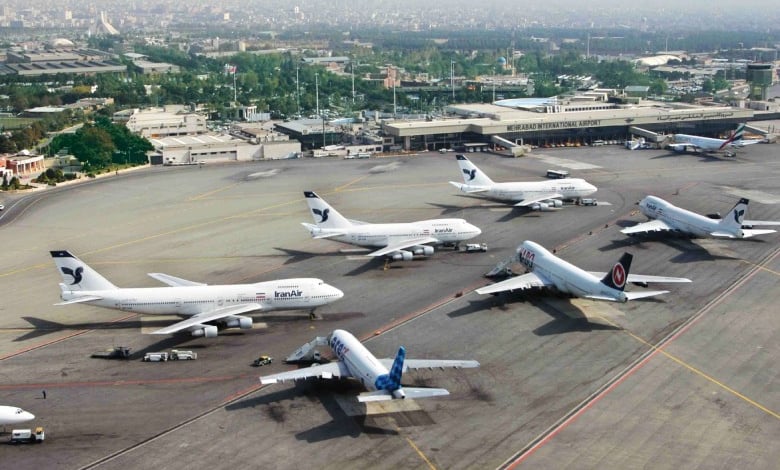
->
(0, 374), (248, 391)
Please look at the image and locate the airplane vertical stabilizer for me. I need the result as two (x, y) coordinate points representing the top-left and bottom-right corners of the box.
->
(303, 191), (352, 229)
(50, 251), (117, 291)
(718, 198), (748, 233)
(600, 253), (632, 292)
(375, 346), (405, 392)
(456, 155), (495, 186)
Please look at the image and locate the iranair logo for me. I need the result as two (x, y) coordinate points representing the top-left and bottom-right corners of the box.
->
(611, 263), (626, 289)
(734, 207), (745, 224)
(463, 168), (477, 181)
(312, 208), (329, 223)
(275, 290), (303, 298)
(434, 227), (453, 234)
(61, 266), (84, 285)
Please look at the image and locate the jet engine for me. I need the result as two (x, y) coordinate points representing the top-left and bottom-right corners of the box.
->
(190, 325), (218, 338)
(391, 250), (414, 261)
(549, 199), (563, 208)
(224, 316), (253, 330)
(392, 389), (406, 399)
(412, 246), (435, 256)
(530, 202), (554, 212)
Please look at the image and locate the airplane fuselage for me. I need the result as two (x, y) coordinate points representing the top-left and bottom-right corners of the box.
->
(59, 278), (343, 316)
(673, 134), (731, 152)
(459, 178), (596, 203)
(325, 219), (480, 248)
(518, 240), (626, 301)
(0, 405), (35, 426)
(329, 329), (388, 393)
(638, 196), (740, 238)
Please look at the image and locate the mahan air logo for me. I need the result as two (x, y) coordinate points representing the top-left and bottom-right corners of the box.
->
(312, 208), (329, 223)
(61, 266), (84, 285)
(611, 262), (626, 288)
(463, 168), (477, 181)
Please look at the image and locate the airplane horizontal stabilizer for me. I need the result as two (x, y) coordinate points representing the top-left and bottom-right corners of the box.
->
(741, 229), (777, 238)
(623, 290), (669, 300)
(743, 220), (780, 226)
(357, 390), (393, 402)
(55, 295), (103, 305)
(586, 273), (692, 284)
(582, 294), (621, 302)
(708, 231), (738, 238)
(449, 181), (489, 193)
(401, 387), (450, 399)
(300, 223), (348, 239)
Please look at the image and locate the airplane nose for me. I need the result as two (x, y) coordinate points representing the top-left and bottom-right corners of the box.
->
(332, 286), (344, 299)
(22, 411), (34, 421)
(471, 224), (482, 236)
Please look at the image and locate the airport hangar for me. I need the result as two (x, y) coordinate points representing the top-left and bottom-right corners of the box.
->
(381, 100), (760, 151)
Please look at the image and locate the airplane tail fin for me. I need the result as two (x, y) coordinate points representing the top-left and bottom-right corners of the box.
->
(302, 191), (352, 229)
(375, 346), (406, 392)
(720, 123), (746, 149)
(50, 251), (117, 291)
(600, 253), (632, 292)
(455, 154), (494, 186)
(718, 198), (749, 233)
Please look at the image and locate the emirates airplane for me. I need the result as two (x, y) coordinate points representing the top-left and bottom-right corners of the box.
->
(476, 240), (691, 302)
(450, 154), (597, 211)
(51, 251), (344, 337)
(302, 191), (482, 261)
(260, 329), (479, 402)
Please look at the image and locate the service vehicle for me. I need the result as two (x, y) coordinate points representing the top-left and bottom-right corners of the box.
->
(252, 355), (273, 367)
(142, 352), (169, 362)
(10, 427), (45, 444)
(580, 198), (598, 206)
(464, 243), (488, 252)
(171, 350), (197, 360)
(545, 169), (570, 179)
(91, 346), (131, 359)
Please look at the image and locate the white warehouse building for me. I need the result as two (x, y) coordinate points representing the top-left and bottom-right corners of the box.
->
(148, 134), (301, 165)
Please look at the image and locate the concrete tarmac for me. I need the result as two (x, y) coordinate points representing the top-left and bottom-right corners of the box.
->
(0, 143), (778, 469)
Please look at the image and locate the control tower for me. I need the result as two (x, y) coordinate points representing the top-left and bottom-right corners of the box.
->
(746, 64), (773, 101)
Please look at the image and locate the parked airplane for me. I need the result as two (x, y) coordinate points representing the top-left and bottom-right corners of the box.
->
(449, 154), (597, 211)
(621, 196), (779, 239)
(668, 124), (761, 157)
(476, 240), (691, 302)
(260, 329), (479, 402)
(50, 251), (344, 337)
(0, 405), (34, 426)
(302, 191), (482, 261)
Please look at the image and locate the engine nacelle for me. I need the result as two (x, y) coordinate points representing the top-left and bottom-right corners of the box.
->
(391, 250), (414, 261)
(191, 325), (218, 338)
(549, 199), (563, 208)
(412, 246), (435, 256)
(392, 389), (406, 399)
(530, 202), (554, 212)
(224, 316), (253, 330)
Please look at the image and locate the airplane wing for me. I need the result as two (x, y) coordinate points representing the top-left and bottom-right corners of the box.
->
(449, 181), (489, 193)
(620, 219), (674, 235)
(149, 303), (262, 335)
(368, 237), (440, 257)
(55, 295), (103, 305)
(378, 359), (480, 371)
(667, 143), (698, 152)
(514, 193), (565, 207)
(260, 361), (351, 384)
(586, 273), (692, 284)
(147, 273), (206, 287)
(475, 272), (551, 295)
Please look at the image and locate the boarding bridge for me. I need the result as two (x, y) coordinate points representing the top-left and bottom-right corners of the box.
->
(285, 336), (329, 363)
(490, 135), (528, 157)
(744, 124), (768, 136)
(485, 257), (516, 278)
(628, 126), (664, 142)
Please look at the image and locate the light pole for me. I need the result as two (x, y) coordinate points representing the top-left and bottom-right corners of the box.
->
(315, 73), (319, 117)
(450, 60), (455, 100)
(296, 63), (300, 115)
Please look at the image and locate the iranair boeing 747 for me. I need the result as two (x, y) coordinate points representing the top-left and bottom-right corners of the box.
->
(450, 154), (597, 211)
(302, 191), (482, 261)
(260, 329), (479, 402)
(51, 251), (344, 337)
(668, 124), (761, 157)
(0, 406), (34, 426)
(476, 240), (691, 302)
(621, 196), (779, 239)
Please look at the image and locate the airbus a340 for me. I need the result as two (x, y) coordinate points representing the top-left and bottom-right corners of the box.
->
(260, 329), (479, 402)
(51, 251), (344, 337)
(302, 191), (482, 261)
(668, 124), (761, 157)
(476, 240), (691, 302)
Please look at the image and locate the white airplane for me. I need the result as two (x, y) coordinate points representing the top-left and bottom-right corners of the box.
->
(668, 124), (761, 157)
(0, 405), (34, 426)
(621, 196), (779, 239)
(449, 154), (597, 211)
(260, 329), (479, 402)
(301, 191), (482, 261)
(476, 240), (691, 302)
(50, 250), (344, 337)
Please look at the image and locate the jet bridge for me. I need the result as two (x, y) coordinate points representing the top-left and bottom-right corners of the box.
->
(628, 126), (664, 142)
(285, 336), (329, 362)
(490, 135), (528, 157)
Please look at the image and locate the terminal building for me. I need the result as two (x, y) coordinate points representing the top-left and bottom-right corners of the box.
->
(380, 95), (760, 151)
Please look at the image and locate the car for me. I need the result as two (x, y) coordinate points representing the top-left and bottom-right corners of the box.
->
(252, 355), (273, 367)
(464, 243), (488, 252)
(0, 203), (4, 211)
(580, 198), (598, 206)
